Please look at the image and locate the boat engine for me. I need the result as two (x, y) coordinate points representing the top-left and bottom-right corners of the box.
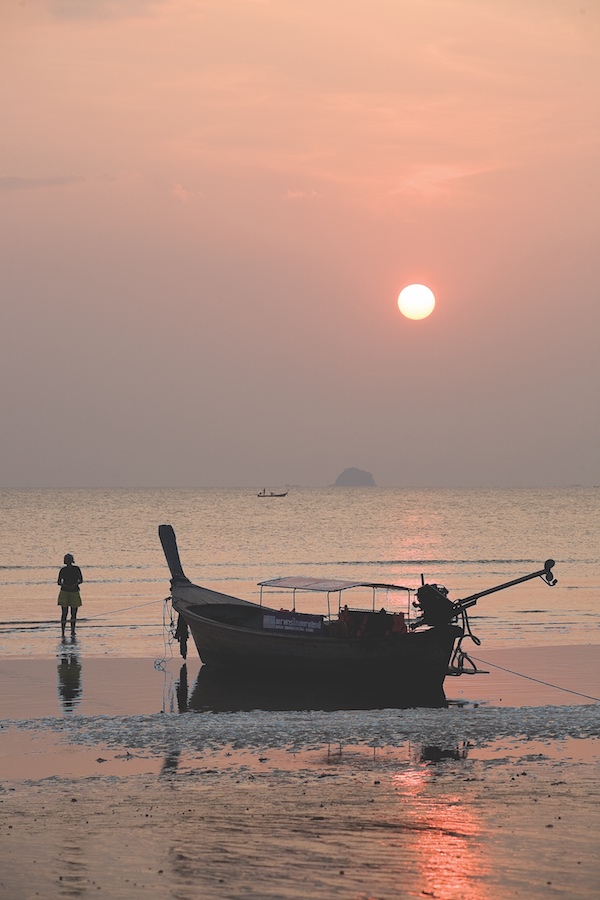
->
(410, 559), (558, 634)
(412, 583), (455, 628)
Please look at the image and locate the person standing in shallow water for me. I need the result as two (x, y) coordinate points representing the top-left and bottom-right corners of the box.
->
(57, 553), (83, 636)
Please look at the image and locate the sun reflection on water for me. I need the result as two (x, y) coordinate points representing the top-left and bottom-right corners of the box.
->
(392, 768), (491, 900)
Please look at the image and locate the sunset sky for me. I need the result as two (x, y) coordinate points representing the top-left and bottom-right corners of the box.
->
(1, 0), (599, 487)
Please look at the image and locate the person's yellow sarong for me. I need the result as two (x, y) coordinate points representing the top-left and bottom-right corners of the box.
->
(57, 590), (82, 608)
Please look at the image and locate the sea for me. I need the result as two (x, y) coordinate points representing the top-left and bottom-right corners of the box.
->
(0, 486), (598, 659)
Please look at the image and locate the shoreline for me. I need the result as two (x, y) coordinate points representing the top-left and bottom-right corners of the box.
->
(1, 644), (598, 785)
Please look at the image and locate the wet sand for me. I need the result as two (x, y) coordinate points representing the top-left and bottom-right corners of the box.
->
(1, 644), (598, 720)
(1, 646), (599, 899)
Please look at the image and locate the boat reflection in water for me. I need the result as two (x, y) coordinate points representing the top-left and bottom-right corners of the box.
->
(57, 640), (82, 714)
(419, 743), (471, 763)
(178, 663), (448, 713)
(175, 662), (189, 713)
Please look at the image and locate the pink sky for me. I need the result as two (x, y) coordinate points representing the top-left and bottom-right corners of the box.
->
(1, 0), (599, 486)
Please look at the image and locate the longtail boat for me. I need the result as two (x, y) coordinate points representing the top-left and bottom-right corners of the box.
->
(159, 524), (556, 707)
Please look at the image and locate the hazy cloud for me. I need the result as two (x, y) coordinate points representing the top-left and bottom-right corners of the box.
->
(0, 175), (84, 191)
(394, 164), (496, 199)
(283, 189), (318, 201)
(31, 0), (166, 21)
(170, 182), (204, 203)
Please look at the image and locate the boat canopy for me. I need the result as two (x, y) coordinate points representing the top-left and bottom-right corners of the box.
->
(258, 576), (413, 618)
(259, 576), (411, 593)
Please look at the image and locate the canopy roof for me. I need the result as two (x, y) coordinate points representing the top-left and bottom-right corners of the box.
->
(259, 576), (411, 593)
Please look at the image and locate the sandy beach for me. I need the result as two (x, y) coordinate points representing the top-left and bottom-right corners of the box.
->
(1, 646), (599, 899)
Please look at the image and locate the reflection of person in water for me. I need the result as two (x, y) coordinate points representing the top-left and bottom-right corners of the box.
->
(57, 650), (82, 713)
(57, 553), (83, 636)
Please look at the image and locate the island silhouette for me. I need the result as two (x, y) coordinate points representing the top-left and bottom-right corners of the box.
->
(334, 468), (375, 486)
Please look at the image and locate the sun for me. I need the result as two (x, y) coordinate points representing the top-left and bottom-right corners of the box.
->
(397, 284), (435, 320)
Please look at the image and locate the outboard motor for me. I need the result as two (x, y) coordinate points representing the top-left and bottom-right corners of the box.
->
(413, 583), (456, 628)
(410, 559), (558, 632)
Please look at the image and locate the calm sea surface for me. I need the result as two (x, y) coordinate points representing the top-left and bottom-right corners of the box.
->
(0, 487), (598, 658)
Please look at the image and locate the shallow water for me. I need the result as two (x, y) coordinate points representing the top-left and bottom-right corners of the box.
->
(0, 486), (598, 657)
(7, 703), (600, 753)
(2, 734), (598, 900)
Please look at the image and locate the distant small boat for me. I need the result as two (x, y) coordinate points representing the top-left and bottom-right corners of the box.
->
(257, 488), (288, 497)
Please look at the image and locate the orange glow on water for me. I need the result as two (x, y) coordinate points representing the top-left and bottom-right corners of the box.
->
(392, 769), (491, 900)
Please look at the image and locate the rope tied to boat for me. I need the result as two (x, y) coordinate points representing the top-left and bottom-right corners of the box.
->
(468, 656), (600, 703)
(154, 596), (177, 668)
(446, 604), (600, 702)
(153, 597), (181, 712)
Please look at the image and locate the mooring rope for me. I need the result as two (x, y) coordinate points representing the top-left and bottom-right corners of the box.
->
(84, 597), (165, 621)
(471, 655), (600, 703)
(0, 597), (168, 633)
(153, 598), (176, 672)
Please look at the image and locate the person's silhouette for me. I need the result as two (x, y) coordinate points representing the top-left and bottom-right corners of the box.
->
(57, 553), (83, 636)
